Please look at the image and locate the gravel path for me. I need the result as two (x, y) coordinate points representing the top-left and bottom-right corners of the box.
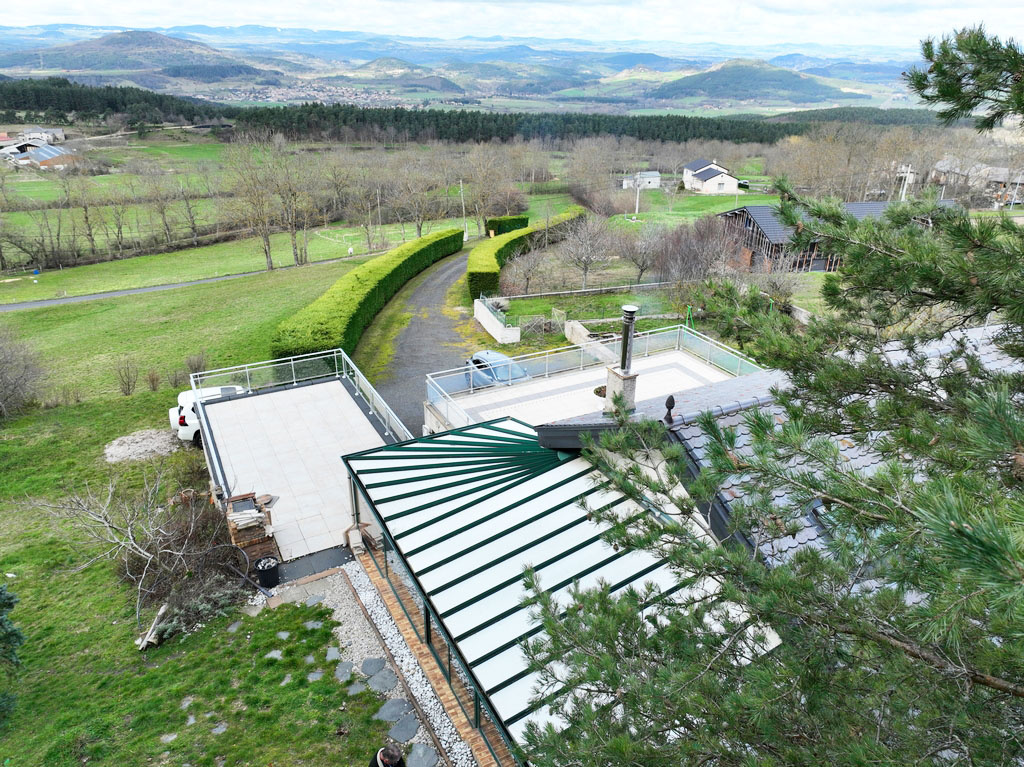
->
(364, 250), (472, 436)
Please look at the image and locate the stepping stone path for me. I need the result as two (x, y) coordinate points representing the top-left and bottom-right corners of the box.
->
(334, 661), (353, 683)
(211, 723), (228, 735)
(303, 620), (323, 629)
(361, 657), (386, 676)
(307, 670), (324, 682)
(304, 654), (315, 665)
(305, 594), (324, 607)
(276, 631), (290, 640)
(347, 681), (366, 696)
(186, 715), (196, 726)
(280, 674), (292, 687)
(226, 621), (242, 633)
(373, 698), (413, 722)
(326, 646), (341, 661)
(160, 733), (178, 744)
(388, 711), (419, 742)
(368, 667), (398, 692)
(180, 696), (194, 710)
(407, 744), (439, 767)
(264, 649), (283, 660)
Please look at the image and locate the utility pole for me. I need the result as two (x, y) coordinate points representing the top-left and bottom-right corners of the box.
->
(459, 179), (468, 240)
(634, 172), (641, 216)
(899, 164), (913, 202)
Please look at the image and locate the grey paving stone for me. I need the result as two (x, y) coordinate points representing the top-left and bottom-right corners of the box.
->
(279, 674), (292, 687)
(180, 696), (194, 710)
(307, 670), (324, 682)
(361, 657), (386, 676)
(367, 667), (398, 692)
(347, 681), (366, 696)
(326, 646), (341, 662)
(407, 744), (438, 767)
(186, 714), (196, 726)
(226, 621), (242, 634)
(388, 712), (419, 743)
(160, 733), (178, 744)
(211, 723), (227, 735)
(264, 649), (283, 660)
(275, 631), (290, 640)
(305, 594), (324, 607)
(373, 698), (412, 722)
(303, 620), (323, 630)
(334, 661), (354, 683)
(304, 654), (315, 665)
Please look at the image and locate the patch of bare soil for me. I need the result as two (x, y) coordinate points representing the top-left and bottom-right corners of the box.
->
(104, 429), (181, 463)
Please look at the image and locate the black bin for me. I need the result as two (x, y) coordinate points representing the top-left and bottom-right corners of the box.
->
(254, 556), (280, 589)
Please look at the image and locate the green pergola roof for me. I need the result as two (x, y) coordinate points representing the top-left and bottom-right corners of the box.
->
(343, 418), (690, 742)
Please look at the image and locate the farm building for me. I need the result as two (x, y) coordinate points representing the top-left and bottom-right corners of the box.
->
(622, 170), (661, 189)
(20, 125), (65, 143)
(718, 200), (956, 272)
(691, 166), (739, 195)
(26, 144), (78, 169)
(682, 158), (728, 190)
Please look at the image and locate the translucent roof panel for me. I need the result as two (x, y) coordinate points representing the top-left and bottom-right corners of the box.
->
(344, 418), (683, 745)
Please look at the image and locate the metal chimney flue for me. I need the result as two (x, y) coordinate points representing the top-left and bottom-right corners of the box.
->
(620, 304), (638, 374)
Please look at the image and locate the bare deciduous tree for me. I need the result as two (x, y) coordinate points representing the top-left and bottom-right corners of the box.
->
(663, 216), (744, 282)
(224, 140), (278, 270)
(559, 216), (612, 290)
(115, 356), (139, 396)
(0, 328), (43, 420)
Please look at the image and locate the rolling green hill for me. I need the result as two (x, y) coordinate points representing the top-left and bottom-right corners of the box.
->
(650, 60), (869, 103)
(0, 30), (240, 70)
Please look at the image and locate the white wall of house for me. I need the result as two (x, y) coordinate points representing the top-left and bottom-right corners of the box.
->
(683, 162), (728, 190)
(622, 173), (661, 190)
(694, 172), (739, 195)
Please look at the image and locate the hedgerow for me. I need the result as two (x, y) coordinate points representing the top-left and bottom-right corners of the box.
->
(484, 215), (529, 236)
(271, 229), (463, 358)
(466, 206), (586, 300)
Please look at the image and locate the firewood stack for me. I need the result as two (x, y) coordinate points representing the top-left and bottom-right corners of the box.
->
(225, 492), (280, 563)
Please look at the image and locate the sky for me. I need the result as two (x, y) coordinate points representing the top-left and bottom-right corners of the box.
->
(25, 0), (1024, 52)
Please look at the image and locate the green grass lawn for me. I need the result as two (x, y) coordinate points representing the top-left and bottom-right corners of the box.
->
(508, 289), (677, 323)
(788, 271), (829, 314)
(624, 190), (778, 226)
(0, 500), (387, 765)
(0, 258), (363, 399)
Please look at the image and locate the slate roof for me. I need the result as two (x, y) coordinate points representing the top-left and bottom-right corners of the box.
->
(683, 158), (716, 172)
(538, 324), (1017, 566)
(694, 166), (733, 182)
(722, 200), (955, 246)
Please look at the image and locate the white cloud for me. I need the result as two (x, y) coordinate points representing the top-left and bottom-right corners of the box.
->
(27, 0), (1024, 51)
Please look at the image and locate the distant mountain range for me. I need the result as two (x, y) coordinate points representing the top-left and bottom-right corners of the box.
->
(0, 25), (924, 115)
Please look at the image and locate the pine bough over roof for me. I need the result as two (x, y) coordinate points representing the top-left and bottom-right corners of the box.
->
(344, 418), (708, 743)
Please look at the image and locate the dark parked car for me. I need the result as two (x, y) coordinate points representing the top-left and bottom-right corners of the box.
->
(464, 350), (531, 389)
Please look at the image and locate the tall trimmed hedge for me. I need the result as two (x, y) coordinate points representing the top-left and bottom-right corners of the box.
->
(484, 215), (529, 236)
(271, 228), (463, 358)
(466, 206), (586, 300)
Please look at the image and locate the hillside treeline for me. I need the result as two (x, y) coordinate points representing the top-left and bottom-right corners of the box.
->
(0, 78), (237, 122)
(234, 103), (806, 144)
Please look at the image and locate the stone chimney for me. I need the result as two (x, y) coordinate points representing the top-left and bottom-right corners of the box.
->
(604, 305), (639, 413)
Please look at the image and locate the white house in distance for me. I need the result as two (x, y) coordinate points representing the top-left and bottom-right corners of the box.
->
(682, 158), (728, 190)
(691, 166), (739, 195)
(622, 170), (661, 189)
(20, 126), (65, 144)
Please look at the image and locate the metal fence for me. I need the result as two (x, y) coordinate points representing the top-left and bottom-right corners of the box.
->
(191, 348), (414, 443)
(425, 324), (762, 429)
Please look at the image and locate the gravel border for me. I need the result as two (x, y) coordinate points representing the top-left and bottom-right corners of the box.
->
(343, 560), (477, 767)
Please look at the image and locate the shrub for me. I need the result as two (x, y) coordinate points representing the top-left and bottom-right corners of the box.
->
(484, 215), (529, 236)
(115, 357), (139, 396)
(0, 328), (43, 420)
(466, 206), (586, 300)
(271, 228), (464, 358)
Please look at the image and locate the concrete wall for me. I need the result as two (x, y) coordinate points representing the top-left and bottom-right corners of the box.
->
(474, 299), (521, 344)
(565, 320), (619, 363)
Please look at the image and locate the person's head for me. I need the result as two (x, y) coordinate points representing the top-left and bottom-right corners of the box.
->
(381, 744), (402, 766)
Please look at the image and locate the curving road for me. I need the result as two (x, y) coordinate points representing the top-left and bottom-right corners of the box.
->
(361, 250), (473, 436)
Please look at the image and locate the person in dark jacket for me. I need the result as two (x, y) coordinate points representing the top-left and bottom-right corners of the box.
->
(370, 742), (405, 767)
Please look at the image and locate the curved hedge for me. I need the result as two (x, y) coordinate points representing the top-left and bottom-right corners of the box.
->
(271, 228), (463, 358)
(484, 215), (529, 236)
(466, 206), (586, 300)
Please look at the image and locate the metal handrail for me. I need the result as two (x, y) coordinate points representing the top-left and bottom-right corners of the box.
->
(424, 324), (762, 429)
(191, 347), (413, 443)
